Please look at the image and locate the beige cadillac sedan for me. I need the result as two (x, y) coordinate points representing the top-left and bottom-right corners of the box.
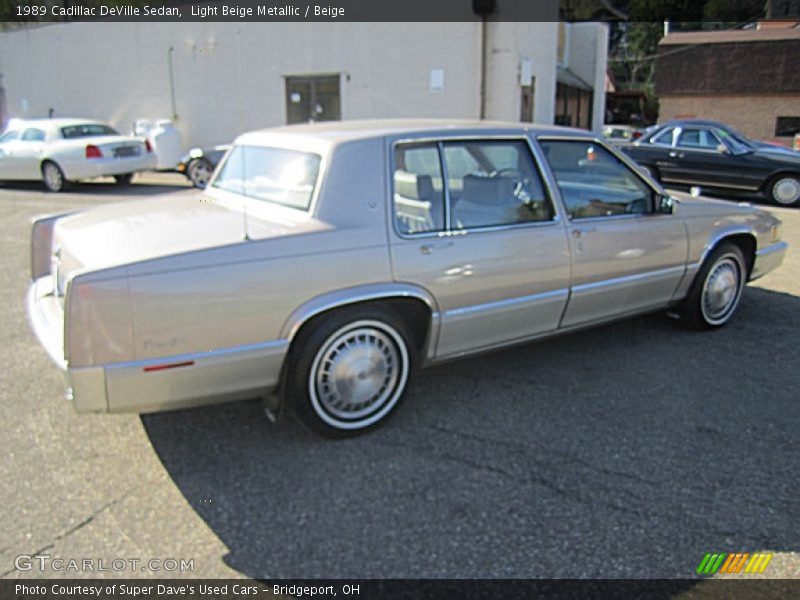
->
(27, 120), (788, 437)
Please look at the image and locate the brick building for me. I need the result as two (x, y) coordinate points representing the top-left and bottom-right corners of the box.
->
(655, 24), (800, 148)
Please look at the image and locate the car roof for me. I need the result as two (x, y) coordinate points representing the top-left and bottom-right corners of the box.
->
(236, 119), (593, 147)
(659, 119), (730, 129)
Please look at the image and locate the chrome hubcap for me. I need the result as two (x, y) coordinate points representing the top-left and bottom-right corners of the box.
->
(702, 257), (741, 323)
(773, 177), (800, 205)
(44, 164), (61, 190)
(191, 162), (212, 187)
(309, 320), (408, 429)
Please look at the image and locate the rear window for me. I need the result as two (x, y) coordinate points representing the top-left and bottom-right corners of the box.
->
(0, 130), (20, 143)
(212, 145), (321, 211)
(60, 123), (118, 139)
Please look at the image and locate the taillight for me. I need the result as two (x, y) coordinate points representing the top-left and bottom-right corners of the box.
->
(85, 145), (102, 159)
(632, 131), (643, 140)
(145, 139), (152, 153)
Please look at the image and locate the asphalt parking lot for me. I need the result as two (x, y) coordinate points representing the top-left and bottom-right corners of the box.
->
(1, 174), (798, 581)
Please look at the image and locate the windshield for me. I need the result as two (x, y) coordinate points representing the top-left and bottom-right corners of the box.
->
(714, 128), (752, 154)
(60, 123), (119, 138)
(212, 145), (322, 211)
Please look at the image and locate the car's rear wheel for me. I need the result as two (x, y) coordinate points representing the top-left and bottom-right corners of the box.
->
(680, 242), (746, 330)
(114, 173), (134, 186)
(286, 306), (414, 438)
(42, 161), (67, 192)
(187, 158), (213, 189)
(767, 174), (800, 207)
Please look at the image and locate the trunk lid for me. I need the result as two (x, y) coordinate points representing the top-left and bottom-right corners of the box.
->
(52, 194), (247, 279)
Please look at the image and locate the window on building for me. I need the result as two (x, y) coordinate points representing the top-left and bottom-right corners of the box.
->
(285, 75), (341, 125)
(519, 80), (535, 123)
(538, 140), (653, 219)
(555, 83), (593, 130)
(775, 116), (800, 138)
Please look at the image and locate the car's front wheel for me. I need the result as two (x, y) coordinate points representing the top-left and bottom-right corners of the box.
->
(680, 242), (746, 330)
(42, 161), (67, 192)
(767, 174), (800, 207)
(187, 158), (213, 189)
(286, 306), (414, 438)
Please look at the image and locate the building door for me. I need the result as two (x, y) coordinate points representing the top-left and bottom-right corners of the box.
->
(519, 80), (535, 122)
(285, 75), (341, 124)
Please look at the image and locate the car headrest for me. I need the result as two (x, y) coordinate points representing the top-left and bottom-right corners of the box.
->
(462, 174), (516, 205)
(395, 171), (434, 200)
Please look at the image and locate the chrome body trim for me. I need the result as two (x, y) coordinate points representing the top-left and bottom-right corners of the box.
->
(279, 283), (441, 361)
(104, 339), (289, 414)
(660, 177), (761, 192)
(698, 227), (756, 266)
(444, 288), (569, 318)
(104, 339), (289, 371)
(756, 240), (789, 257)
(570, 265), (687, 294)
(751, 241), (788, 280)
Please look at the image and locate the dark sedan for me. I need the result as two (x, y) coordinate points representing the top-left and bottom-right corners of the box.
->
(622, 120), (800, 206)
(175, 144), (230, 188)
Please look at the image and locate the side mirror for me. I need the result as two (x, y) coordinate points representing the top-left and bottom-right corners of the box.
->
(716, 144), (728, 154)
(658, 194), (676, 215)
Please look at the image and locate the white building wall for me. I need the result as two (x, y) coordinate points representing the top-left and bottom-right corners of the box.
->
(0, 22), (481, 148)
(566, 22), (609, 132)
(483, 21), (558, 124)
(0, 21), (608, 146)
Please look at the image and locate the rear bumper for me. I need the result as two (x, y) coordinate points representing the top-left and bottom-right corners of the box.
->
(27, 276), (288, 414)
(751, 241), (788, 280)
(60, 154), (157, 180)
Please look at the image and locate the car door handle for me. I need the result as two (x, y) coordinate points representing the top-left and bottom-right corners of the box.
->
(572, 226), (597, 237)
(419, 241), (453, 254)
(668, 151), (685, 158)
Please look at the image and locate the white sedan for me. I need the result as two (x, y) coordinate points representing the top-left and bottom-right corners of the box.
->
(0, 118), (157, 192)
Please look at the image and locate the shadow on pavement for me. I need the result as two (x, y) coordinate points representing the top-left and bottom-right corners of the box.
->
(141, 287), (800, 579)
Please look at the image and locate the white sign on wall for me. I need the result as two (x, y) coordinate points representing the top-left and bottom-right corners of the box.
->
(430, 68), (445, 93)
(520, 59), (533, 86)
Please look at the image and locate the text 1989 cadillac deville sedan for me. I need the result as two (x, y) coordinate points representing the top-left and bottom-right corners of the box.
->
(27, 120), (787, 436)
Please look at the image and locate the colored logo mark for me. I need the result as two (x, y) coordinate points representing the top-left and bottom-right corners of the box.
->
(696, 552), (773, 575)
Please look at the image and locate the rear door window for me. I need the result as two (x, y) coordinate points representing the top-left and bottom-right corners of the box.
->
(443, 140), (554, 229)
(393, 143), (446, 235)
